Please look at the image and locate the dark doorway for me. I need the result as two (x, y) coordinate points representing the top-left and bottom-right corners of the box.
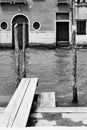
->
(56, 22), (69, 46)
(12, 15), (29, 49)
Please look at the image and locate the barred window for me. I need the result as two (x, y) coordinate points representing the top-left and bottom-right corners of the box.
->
(33, 0), (45, 1)
(77, 21), (86, 35)
(77, 0), (85, 3)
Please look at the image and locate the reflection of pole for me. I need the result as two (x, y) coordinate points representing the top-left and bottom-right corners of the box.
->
(72, 30), (78, 103)
(22, 22), (26, 78)
(14, 24), (20, 86)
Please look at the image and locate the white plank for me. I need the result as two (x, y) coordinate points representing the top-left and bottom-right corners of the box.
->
(36, 107), (87, 113)
(0, 78), (30, 127)
(7, 78), (31, 127)
(12, 78), (38, 127)
(0, 107), (5, 113)
(0, 107), (5, 122)
(38, 92), (55, 108)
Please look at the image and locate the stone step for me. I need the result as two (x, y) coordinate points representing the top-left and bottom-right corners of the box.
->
(29, 112), (87, 126)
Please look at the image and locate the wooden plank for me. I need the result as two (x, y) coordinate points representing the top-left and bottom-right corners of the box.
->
(12, 78), (38, 127)
(0, 78), (30, 127)
(38, 92), (55, 108)
(7, 78), (30, 127)
(36, 107), (87, 113)
(0, 107), (5, 122)
(0, 107), (5, 113)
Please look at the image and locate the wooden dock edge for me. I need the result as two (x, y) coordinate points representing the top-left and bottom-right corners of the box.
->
(0, 78), (38, 127)
(36, 107), (87, 113)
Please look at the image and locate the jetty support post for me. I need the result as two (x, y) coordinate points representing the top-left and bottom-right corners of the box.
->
(14, 24), (20, 86)
(22, 22), (26, 78)
(72, 30), (78, 103)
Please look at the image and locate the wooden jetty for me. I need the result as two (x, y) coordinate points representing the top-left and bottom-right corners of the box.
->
(28, 92), (87, 127)
(1, 83), (87, 127)
(0, 78), (38, 127)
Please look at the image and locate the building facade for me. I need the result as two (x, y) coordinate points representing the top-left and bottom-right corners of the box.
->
(0, 0), (77, 48)
(74, 0), (87, 45)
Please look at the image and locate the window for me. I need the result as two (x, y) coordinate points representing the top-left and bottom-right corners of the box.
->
(0, 0), (12, 4)
(33, 0), (44, 1)
(77, 0), (86, 3)
(33, 22), (41, 30)
(0, 0), (27, 4)
(77, 21), (86, 35)
(1, 22), (8, 30)
(57, 0), (69, 4)
(56, 13), (69, 20)
(13, 0), (27, 4)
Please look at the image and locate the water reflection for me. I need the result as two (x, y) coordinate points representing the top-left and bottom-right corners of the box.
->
(0, 48), (87, 107)
(0, 50), (16, 106)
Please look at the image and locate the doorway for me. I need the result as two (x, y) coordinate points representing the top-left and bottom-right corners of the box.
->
(12, 15), (29, 49)
(56, 22), (69, 46)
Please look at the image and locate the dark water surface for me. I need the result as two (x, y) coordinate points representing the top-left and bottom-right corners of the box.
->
(0, 49), (87, 107)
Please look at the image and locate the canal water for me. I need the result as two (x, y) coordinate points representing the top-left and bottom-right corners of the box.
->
(0, 48), (87, 107)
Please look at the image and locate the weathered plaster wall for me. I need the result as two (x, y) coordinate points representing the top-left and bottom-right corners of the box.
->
(0, 31), (12, 44)
(29, 31), (56, 44)
(0, 0), (71, 46)
(76, 35), (87, 45)
(75, 5), (87, 44)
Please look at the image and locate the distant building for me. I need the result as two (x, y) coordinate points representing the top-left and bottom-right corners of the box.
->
(74, 0), (87, 46)
(0, 0), (85, 48)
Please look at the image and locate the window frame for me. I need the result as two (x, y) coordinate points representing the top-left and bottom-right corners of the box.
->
(32, 21), (41, 31)
(77, 20), (86, 35)
(0, 21), (8, 30)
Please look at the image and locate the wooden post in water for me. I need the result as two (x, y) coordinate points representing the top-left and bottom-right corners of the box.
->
(72, 30), (78, 103)
(22, 22), (26, 78)
(14, 24), (20, 86)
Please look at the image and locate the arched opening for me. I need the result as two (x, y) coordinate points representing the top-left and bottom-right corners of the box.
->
(12, 15), (29, 49)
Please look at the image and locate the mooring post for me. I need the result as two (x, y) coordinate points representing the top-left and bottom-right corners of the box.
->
(14, 24), (20, 86)
(22, 22), (26, 78)
(72, 30), (78, 103)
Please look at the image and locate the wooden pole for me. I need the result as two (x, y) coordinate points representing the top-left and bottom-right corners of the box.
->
(14, 24), (20, 86)
(71, 0), (78, 103)
(72, 30), (78, 103)
(22, 22), (26, 78)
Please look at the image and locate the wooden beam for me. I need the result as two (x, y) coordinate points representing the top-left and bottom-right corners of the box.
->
(0, 107), (5, 122)
(38, 92), (55, 108)
(0, 78), (29, 127)
(36, 107), (87, 113)
(0, 78), (38, 127)
(14, 24), (20, 86)
(7, 79), (31, 127)
(22, 22), (26, 78)
(12, 78), (38, 127)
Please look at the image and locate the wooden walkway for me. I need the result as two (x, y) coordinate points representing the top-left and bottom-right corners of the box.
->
(0, 78), (38, 127)
(27, 92), (87, 126)
(1, 79), (87, 127)
(36, 107), (87, 113)
(0, 108), (5, 122)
